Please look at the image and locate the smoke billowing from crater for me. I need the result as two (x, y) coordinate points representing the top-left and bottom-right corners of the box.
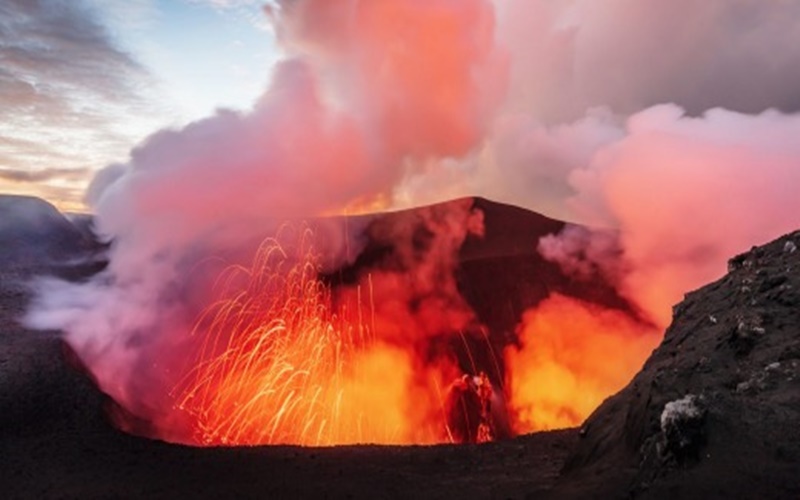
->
(26, 0), (511, 445)
(24, 0), (800, 442)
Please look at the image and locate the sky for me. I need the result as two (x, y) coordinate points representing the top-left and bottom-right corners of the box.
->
(0, 0), (279, 211)
(3, 0), (800, 216)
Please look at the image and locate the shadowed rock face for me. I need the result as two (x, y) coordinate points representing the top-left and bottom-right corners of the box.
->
(554, 231), (800, 499)
(0, 196), (104, 283)
(0, 196), (87, 260)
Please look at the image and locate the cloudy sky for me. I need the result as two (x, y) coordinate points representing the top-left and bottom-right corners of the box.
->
(4, 0), (800, 215)
(0, 0), (278, 211)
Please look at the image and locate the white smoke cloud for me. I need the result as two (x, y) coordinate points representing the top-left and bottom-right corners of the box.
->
(24, 0), (507, 429)
(484, 103), (800, 326)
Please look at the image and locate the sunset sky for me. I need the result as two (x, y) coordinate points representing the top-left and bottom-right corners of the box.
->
(1, 0), (279, 211)
(3, 0), (800, 216)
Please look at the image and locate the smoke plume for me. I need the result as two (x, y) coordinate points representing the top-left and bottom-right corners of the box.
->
(25, 0), (507, 443)
(458, 0), (800, 433)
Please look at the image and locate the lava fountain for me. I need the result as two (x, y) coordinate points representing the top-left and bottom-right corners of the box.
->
(173, 226), (460, 446)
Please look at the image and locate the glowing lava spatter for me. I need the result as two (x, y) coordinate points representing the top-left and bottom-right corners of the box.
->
(505, 294), (659, 432)
(174, 228), (454, 446)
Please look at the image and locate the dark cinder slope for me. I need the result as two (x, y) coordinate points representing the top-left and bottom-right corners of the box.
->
(553, 231), (800, 499)
(0, 195), (91, 263)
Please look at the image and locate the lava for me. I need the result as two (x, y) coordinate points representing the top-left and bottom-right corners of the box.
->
(154, 212), (658, 446)
(505, 294), (659, 432)
(173, 227), (459, 446)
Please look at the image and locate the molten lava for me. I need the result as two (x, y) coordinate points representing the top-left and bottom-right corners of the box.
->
(505, 294), (659, 432)
(174, 229), (461, 446)
(167, 222), (659, 446)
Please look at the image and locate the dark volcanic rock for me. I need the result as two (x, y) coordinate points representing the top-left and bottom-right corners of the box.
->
(554, 231), (800, 499)
(0, 196), (105, 285)
(0, 196), (89, 262)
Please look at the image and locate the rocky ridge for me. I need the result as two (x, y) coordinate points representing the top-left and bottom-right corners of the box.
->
(554, 230), (800, 499)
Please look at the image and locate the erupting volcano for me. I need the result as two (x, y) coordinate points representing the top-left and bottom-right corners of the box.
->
(5, 0), (800, 496)
(173, 226), (454, 446)
(16, 0), (800, 457)
(57, 196), (652, 448)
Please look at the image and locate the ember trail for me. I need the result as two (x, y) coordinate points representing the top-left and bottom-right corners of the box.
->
(173, 228), (496, 446)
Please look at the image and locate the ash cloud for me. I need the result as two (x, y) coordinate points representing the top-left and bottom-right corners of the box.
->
(567, 105), (800, 326)
(490, 104), (800, 332)
(420, 0), (800, 216)
(458, 0), (800, 431)
(413, 0), (800, 328)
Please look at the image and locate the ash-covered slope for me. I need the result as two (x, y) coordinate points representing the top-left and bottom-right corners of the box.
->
(0, 196), (90, 263)
(0, 195), (103, 283)
(553, 231), (800, 499)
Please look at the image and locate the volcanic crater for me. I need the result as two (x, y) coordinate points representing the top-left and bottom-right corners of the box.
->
(2, 194), (799, 499)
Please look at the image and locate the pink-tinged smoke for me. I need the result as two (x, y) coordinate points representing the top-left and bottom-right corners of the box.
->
(275, 0), (507, 160)
(23, 0), (800, 441)
(91, 0), (507, 251)
(504, 105), (800, 432)
(25, 0), (508, 444)
(565, 105), (800, 326)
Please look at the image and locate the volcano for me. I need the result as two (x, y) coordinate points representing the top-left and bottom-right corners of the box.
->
(16, 194), (647, 448)
(2, 195), (799, 498)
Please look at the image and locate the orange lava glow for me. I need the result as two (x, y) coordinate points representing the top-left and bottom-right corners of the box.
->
(505, 294), (659, 433)
(168, 216), (662, 446)
(173, 230), (453, 446)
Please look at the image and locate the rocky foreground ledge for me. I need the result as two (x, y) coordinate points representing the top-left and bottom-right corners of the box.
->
(553, 231), (800, 499)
